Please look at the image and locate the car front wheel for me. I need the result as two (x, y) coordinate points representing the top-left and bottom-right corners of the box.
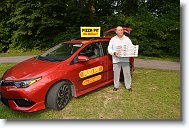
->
(46, 81), (71, 110)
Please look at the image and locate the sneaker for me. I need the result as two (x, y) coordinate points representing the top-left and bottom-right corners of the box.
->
(113, 88), (118, 91)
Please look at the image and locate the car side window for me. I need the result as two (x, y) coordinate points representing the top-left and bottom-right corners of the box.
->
(79, 43), (100, 59)
(101, 42), (109, 56)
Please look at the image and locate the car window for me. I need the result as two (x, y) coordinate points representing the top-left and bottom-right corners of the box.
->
(101, 42), (109, 55)
(79, 43), (100, 59)
(37, 43), (82, 62)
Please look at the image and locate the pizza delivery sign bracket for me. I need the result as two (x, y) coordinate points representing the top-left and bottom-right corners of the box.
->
(81, 27), (101, 37)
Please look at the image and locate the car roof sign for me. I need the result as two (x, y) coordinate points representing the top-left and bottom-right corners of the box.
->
(80, 27), (101, 37)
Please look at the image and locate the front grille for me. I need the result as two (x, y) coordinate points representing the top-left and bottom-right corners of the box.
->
(1, 81), (15, 86)
(1, 97), (35, 107)
(14, 99), (35, 107)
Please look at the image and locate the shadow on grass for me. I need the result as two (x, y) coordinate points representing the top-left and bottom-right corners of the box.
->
(0, 104), (47, 119)
(74, 83), (113, 99)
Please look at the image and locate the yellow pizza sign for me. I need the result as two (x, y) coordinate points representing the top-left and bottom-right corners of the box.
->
(80, 27), (101, 37)
(79, 66), (103, 79)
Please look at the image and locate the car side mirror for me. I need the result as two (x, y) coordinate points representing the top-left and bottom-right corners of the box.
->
(78, 55), (89, 62)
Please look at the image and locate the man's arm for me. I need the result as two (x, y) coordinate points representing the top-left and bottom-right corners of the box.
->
(108, 38), (120, 57)
(108, 39), (115, 56)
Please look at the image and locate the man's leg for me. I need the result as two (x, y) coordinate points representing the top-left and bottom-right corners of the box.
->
(122, 62), (132, 89)
(113, 63), (121, 89)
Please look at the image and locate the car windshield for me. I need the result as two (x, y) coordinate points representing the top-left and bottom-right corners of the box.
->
(37, 43), (83, 62)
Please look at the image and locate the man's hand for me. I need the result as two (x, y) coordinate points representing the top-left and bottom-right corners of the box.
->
(114, 52), (120, 57)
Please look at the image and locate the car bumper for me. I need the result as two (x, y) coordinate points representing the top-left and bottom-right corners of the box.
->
(0, 86), (46, 112)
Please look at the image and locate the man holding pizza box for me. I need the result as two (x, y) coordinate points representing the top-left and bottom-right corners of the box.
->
(108, 26), (134, 92)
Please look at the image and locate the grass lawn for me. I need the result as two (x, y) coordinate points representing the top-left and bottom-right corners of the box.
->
(0, 63), (17, 76)
(138, 55), (180, 62)
(0, 64), (180, 120)
(0, 49), (42, 57)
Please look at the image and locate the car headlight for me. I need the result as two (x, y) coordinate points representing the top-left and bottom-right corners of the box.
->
(14, 77), (42, 88)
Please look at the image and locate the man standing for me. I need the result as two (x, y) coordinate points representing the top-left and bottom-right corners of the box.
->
(108, 26), (133, 91)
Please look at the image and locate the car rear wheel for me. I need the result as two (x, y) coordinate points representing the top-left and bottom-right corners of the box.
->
(46, 81), (71, 110)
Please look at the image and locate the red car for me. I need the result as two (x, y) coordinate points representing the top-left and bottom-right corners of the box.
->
(0, 28), (134, 112)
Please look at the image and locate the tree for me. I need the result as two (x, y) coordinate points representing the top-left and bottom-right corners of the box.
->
(0, 0), (180, 57)
(0, 0), (18, 52)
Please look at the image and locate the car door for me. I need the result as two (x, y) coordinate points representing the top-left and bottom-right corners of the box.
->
(68, 42), (107, 91)
(100, 41), (113, 81)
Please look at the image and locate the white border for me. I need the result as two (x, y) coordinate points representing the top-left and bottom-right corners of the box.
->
(0, 0), (187, 128)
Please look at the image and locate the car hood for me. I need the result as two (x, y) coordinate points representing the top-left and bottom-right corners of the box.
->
(3, 57), (62, 81)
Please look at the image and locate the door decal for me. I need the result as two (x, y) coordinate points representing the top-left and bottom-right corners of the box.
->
(82, 75), (102, 86)
(79, 66), (103, 78)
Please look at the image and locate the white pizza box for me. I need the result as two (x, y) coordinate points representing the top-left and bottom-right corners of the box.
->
(116, 45), (139, 57)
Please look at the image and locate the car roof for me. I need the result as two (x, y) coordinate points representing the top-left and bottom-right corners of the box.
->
(63, 38), (110, 45)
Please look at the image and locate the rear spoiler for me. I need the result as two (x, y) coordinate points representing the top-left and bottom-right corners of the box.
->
(103, 27), (132, 38)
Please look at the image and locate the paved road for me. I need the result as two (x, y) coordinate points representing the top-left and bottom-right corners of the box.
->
(0, 55), (180, 71)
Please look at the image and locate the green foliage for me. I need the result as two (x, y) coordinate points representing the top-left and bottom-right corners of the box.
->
(8, 0), (67, 50)
(0, 0), (17, 53)
(0, 0), (180, 57)
(46, 27), (80, 48)
(135, 1), (180, 57)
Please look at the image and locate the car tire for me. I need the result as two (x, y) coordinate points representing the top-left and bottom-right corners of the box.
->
(46, 81), (71, 110)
